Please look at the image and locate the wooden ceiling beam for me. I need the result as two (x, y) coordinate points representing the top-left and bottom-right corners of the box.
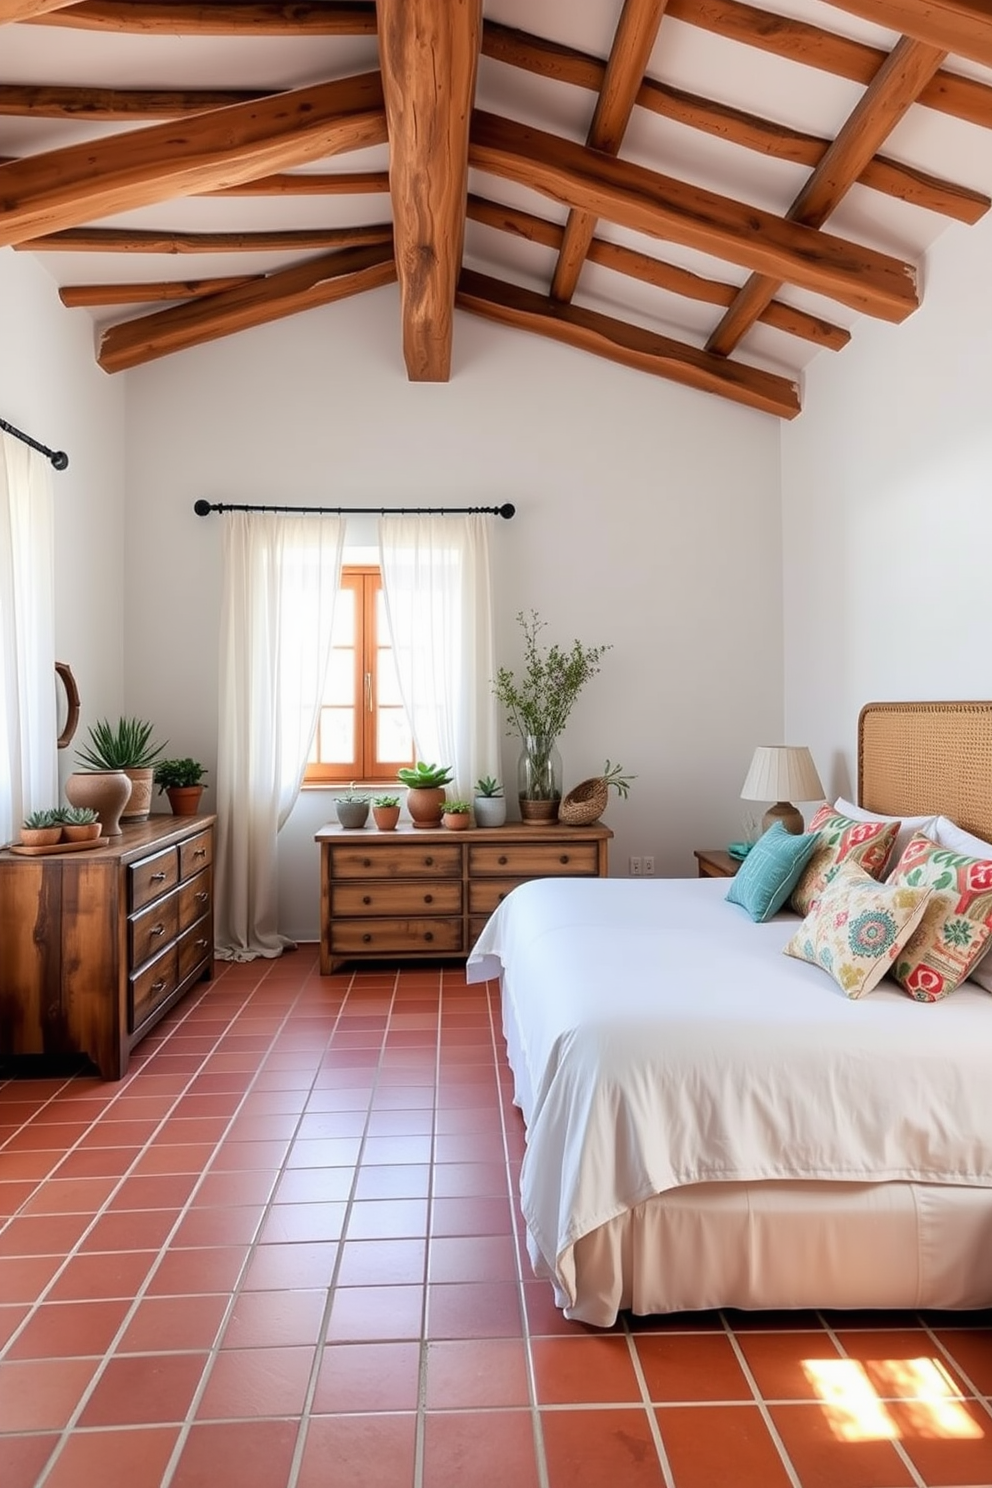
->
(664, 0), (992, 130)
(456, 269), (801, 420)
(482, 22), (987, 223)
(376, 0), (481, 382)
(467, 194), (849, 350)
(0, 74), (387, 248)
(98, 241), (395, 373)
(31, 1), (377, 34)
(824, 0), (992, 70)
(708, 34), (944, 356)
(469, 111), (919, 322)
(0, 84), (263, 119)
(552, 0), (668, 303)
(203, 170), (390, 197)
(60, 277), (256, 306)
(19, 224), (393, 252)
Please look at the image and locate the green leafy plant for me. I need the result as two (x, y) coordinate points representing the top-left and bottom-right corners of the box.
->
(397, 761), (453, 789)
(63, 805), (99, 825)
(337, 782), (370, 803)
(154, 758), (207, 792)
(372, 794), (400, 808)
(602, 760), (635, 799)
(492, 611), (611, 744)
(474, 776), (503, 798)
(22, 808), (60, 829)
(442, 801), (471, 814)
(76, 716), (167, 771)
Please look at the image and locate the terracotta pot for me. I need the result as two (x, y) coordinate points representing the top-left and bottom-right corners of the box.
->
(64, 770), (131, 837)
(372, 805), (401, 831)
(166, 785), (204, 817)
(19, 826), (62, 847)
(121, 766), (154, 823)
(406, 787), (445, 829)
(442, 812), (471, 830)
(62, 822), (102, 843)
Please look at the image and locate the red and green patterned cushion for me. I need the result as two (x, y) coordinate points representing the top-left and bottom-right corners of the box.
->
(789, 804), (901, 918)
(885, 832), (992, 1002)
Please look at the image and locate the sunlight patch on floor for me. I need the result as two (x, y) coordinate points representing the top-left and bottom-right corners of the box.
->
(802, 1356), (984, 1443)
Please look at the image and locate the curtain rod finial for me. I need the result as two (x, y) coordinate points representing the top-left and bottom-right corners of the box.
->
(194, 499), (212, 517)
(498, 503), (515, 519)
(51, 451), (69, 471)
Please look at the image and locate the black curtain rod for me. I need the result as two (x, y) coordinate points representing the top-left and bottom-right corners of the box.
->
(194, 499), (514, 519)
(0, 415), (68, 471)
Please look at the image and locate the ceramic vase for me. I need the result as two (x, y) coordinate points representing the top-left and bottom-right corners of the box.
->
(473, 795), (507, 828)
(121, 766), (154, 823)
(64, 770), (131, 837)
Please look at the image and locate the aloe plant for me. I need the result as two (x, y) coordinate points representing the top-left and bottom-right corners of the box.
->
(397, 761), (453, 789)
(474, 776), (503, 798)
(76, 716), (167, 771)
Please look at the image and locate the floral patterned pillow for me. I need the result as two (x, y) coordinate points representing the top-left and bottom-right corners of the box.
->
(784, 859), (933, 999)
(885, 833), (992, 1002)
(789, 804), (902, 918)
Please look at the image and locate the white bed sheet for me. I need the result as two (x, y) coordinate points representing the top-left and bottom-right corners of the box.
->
(466, 876), (992, 1315)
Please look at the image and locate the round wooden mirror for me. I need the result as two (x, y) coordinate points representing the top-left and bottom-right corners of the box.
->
(56, 661), (80, 749)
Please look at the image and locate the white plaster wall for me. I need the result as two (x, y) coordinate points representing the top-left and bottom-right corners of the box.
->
(781, 211), (992, 803)
(123, 285), (783, 941)
(0, 250), (127, 796)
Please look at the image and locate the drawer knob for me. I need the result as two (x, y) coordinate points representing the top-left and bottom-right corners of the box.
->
(362, 858), (372, 868)
(424, 893), (433, 904)
(424, 856), (434, 866)
(424, 931), (434, 942)
(193, 848), (206, 859)
(150, 871), (167, 883)
(498, 855), (508, 865)
(150, 979), (167, 995)
(150, 922), (165, 938)
(195, 891), (208, 904)
(362, 895), (372, 906)
(195, 939), (208, 950)
(559, 854), (569, 864)
(363, 933), (372, 944)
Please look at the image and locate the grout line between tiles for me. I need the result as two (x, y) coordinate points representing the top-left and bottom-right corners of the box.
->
(721, 1311), (805, 1488)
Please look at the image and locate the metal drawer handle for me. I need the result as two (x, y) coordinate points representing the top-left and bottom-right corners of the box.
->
(424, 893), (433, 904)
(424, 931), (434, 942)
(195, 938), (208, 950)
(559, 854), (569, 864)
(195, 891), (208, 904)
(193, 848), (206, 859)
(150, 923), (165, 938)
(498, 855), (508, 865)
(150, 871), (167, 882)
(150, 978), (167, 995)
(363, 933), (372, 944)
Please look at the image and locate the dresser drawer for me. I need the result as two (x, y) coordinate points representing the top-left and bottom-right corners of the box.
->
(330, 917), (463, 956)
(179, 870), (212, 931)
(331, 881), (462, 916)
(130, 846), (180, 911)
(178, 916), (212, 982)
(180, 829), (213, 880)
(469, 842), (599, 876)
(130, 943), (179, 1031)
(330, 845), (462, 880)
(468, 878), (529, 915)
(130, 889), (180, 969)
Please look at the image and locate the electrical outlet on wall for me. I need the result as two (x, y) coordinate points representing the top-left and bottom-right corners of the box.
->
(643, 856), (655, 876)
(629, 857), (642, 876)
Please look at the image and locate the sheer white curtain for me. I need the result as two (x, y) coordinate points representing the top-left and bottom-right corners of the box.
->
(378, 515), (499, 801)
(214, 512), (344, 960)
(0, 431), (57, 845)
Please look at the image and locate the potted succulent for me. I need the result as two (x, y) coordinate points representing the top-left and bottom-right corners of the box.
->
(335, 784), (370, 829)
(59, 805), (102, 843)
(372, 793), (401, 831)
(19, 809), (63, 848)
(441, 800), (472, 831)
(397, 761), (453, 829)
(154, 757), (208, 816)
(71, 715), (167, 825)
(473, 775), (506, 828)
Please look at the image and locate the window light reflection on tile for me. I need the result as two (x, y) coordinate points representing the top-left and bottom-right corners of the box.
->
(802, 1358), (898, 1441)
(871, 1357), (984, 1441)
(802, 1356), (985, 1443)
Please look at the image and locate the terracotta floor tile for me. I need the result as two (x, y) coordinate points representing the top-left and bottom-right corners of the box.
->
(116, 1293), (229, 1353)
(345, 1198), (429, 1241)
(19, 1175), (119, 1216)
(365, 1108), (434, 1137)
(241, 1241), (338, 1291)
(170, 1418), (299, 1488)
(206, 1140), (289, 1171)
(737, 1329), (843, 1401)
(659, 1403), (796, 1488)
(170, 1205), (263, 1248)
(271, 1165), (354, 1204)
(78, 1350), (209, 1425)
(129, 1143), (218, 1176)
(325, 1283), (425, 1343)
(144, 1244), (249, 1296)
(933, 1326), (992, 1393)
(426, 1280), (522, 1340)
(220, 1288), (327, 1349)
(2, 1129), (87, 1160)
(429, 1195), (512, 1237)
(297, 1413), (416, 1488)
(45, 1249), (157, 1303)
(532, 1335), (642, 1405)
(890, 1396), (992, 1485)
(834, 1328), (972, 1397)
(0, 1355), (99, 1430)
(0, 1180), (45, 1218)
(541, 1406), (668, 1488)
(313, 1340), (422, 1412)
(5, 1298), (131, 1360)
(428, 1233), (518, 1284)
(79, 1207), (178, 1253)
(0, 1432), (59, 1488)
(0, 1301), (30, 1349)
(188, 1169), (278, 1209)
(422, 1408), (540, 1488)
(354, 1163), (430, 1201)
(257, 1201), (346, 1245)
(50, 1146), (139, 1180)
(107, 1172), (199, 1211)
(196, 1343), (315, 1419)
(424, 1337), (531, 1409)
(522, 1279), (604, 1338)
(0, 1210), (93, 1258)
(635, 1332), (753, 1404)
(768, 1401), (915, 1487)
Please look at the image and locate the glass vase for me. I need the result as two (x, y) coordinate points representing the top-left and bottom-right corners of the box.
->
(517, 735), (562, 823)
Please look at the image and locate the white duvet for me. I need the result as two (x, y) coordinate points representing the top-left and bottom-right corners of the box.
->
(466, 875), (992, 1305)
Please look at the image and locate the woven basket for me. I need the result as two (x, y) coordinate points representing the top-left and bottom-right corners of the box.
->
(558, 776), (608, 826)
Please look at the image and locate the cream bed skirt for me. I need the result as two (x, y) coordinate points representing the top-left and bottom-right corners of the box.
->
(530, 1178), (992, 1328)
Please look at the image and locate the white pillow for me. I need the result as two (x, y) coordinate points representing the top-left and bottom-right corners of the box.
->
(932, 817), (992, 993)
(832, 797), (939, 872)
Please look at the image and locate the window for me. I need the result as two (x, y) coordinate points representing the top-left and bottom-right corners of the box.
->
(305, 566), (413, 784)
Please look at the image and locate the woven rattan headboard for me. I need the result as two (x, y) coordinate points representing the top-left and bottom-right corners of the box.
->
(858, 700), (992, 844)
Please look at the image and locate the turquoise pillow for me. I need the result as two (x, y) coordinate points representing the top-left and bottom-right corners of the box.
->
(725, 821), (820, 922)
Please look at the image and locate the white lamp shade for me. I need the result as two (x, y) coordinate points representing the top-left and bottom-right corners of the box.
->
(741, 745), (825, 805)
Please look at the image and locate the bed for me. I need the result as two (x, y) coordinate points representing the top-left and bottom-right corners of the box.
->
(466, 701), (992, 1326)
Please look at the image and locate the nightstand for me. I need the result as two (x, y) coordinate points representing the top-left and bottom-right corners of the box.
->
(693, 848), (742, 879)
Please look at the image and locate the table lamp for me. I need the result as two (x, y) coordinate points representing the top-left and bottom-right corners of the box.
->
(741, 745), (825, 835)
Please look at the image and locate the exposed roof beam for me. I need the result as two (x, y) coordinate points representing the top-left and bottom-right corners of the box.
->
(0, 0), (77, 20)
(30, 1), (377, 33)
(19, 225), (393, 252)
(376, 0), (481, 382)
(456, 269), (801, 420)
(0, 84), (263, 119)
(665, 0), (992, 130)
(61, 277), (256, 306)
(98, 241), (395, 373)
(0, 75), (386, 248)
(552, 0), (668, 303)
(467, 195), (850, 350)
(203, 171), (390, 197)
(708, 34), (945, 356)
(482, 22), (987, 223)
(469, 111), (919, 322)
(824, 0), (992, 70)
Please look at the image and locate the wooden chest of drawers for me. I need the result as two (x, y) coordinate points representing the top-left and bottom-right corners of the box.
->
(0, 815), (215, 1080)
(315, 821), (612, 974)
